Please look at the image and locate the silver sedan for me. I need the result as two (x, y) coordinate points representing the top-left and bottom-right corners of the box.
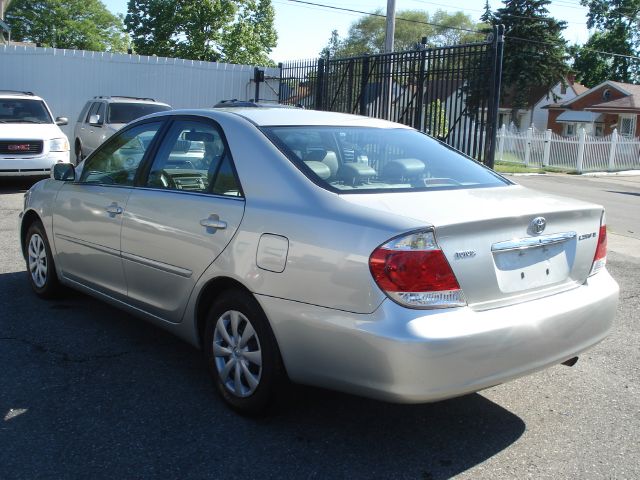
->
(19, 108), (619, 414)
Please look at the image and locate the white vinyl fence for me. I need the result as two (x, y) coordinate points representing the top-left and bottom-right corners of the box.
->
(497, 125), (640, 173)
(0, 45), (280, 140)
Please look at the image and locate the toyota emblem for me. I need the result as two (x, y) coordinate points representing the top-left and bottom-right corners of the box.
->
(530, 217), (546, 234)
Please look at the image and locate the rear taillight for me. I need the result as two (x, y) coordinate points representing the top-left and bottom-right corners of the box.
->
(369, 229), (466, 309)
(590, 212), (607, 276)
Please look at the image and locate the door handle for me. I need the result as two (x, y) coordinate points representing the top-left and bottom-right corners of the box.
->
(200, 214), (227, 230)
(106, 203), (123, 215)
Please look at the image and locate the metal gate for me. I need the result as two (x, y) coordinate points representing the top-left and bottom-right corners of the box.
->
(279, 26), (504, 167)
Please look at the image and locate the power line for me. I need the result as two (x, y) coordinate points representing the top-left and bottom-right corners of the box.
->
(283, 0), (640, 62)
(286, 0), (480, 33)
(409, 0), (585, 24)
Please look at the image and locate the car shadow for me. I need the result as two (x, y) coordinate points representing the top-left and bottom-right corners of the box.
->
(0, 270), (525, 479)
(0, 177), (47, 194)
(605, 190), (640, 197)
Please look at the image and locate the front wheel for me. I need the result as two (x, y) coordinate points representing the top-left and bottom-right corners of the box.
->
(25, 221), (60, 298)
(204, 290), (284, 415)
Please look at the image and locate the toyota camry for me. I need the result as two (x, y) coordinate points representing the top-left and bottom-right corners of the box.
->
(19, 108), (619, 414)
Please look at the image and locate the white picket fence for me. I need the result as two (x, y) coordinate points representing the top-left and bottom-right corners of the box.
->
(496, 125), (640, 173)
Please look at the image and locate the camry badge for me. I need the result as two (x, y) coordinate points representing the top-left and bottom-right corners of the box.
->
(454, 250), (476, 259)
(530, 217), (546, 235)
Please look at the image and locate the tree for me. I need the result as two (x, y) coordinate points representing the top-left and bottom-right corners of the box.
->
(5, 0), (128, 52)
(490, 0), (569, 127)
(571, 0), (640, 86)
(480, 1), (494, 24)
(320, 9), (483, 58)
(125, 0), (277, 65)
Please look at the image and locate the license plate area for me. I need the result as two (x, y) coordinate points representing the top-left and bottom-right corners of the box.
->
(492, 236), (575, 293)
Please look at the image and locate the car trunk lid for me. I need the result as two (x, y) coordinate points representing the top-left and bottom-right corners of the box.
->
(343, 185), (604, 310)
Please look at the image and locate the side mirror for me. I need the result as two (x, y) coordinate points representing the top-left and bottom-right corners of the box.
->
(89, 114), (101, 126)
(52, 162), (75, 181)
(55, 116), (68, 126)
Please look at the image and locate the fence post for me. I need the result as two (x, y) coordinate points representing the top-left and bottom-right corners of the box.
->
(497, 124), (506, 162)
(277, 62), (283, 104)
(542, 129), (552, 167)
(485, 24), (505, 169)
(359, 55), (370, 116)
(524, 127), (533, 167)
(315, 57), (325, 111)
(576, 127), (586, 173)
(608, 128), (619, 172)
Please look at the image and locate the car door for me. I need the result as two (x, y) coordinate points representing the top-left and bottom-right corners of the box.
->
(53, 120), (165, 299)
(120, 117), (245, 323)
(86, 101), (106, 155)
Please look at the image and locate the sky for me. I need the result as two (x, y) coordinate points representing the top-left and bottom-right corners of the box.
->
(102, 0), (592, 62)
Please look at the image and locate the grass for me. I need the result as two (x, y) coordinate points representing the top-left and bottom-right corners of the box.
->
(493, 158), (576, 174)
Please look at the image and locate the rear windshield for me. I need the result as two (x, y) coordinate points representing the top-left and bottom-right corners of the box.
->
(0, 99), (52, 124)
(263, 126), (508, 193)
(107, 103), (171, 124)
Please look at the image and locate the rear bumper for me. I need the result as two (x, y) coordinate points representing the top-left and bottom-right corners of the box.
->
(0, 151), (70, 176)
(257, 270), (619, 403)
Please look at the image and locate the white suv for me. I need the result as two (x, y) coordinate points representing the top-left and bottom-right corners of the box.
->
(0, 91), (70, 176)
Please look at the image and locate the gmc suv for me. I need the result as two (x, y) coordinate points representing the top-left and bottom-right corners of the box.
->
(0, 90), (70, 177)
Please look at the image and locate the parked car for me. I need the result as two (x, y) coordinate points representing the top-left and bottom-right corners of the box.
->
(74, 96), (171, 162)
(20, 108), (619, 414)
(0, 90), (70, 176)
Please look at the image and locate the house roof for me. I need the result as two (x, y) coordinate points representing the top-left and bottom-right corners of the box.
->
(587, 96), (640, 111)
(571, 83), (588, 96)
(554, 80), (636, 110)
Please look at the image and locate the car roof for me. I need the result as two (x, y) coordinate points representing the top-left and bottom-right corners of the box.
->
(0, 91), (44, 101)
(93, 96), (170, 106)
(201, 107), (412, 129)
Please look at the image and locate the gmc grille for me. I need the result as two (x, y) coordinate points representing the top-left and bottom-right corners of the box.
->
(0, 140), (44, 155)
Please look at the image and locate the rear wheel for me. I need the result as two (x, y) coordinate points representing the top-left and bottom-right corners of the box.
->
(204, 290), (284, 415)
(25, 221), (60, 298)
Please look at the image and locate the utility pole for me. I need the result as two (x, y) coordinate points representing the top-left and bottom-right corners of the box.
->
(384, 0), (396, 53)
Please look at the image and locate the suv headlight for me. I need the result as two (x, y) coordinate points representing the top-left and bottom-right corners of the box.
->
(49, 137), (69, 152)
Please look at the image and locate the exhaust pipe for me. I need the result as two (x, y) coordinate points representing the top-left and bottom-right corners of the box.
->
(561, 356), (579, 367)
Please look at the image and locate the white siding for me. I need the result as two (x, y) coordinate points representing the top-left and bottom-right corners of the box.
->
(531, 82), (578, 131)
(0, 45), (280, 138)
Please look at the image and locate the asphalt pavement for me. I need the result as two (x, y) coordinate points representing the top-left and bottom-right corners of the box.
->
(0, 176), (638, 479)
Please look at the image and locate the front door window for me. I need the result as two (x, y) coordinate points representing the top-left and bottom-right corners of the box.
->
(79, 122), (163, 186)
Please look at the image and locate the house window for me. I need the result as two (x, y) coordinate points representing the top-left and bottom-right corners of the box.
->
(619, 115), (637, 137)
(565, 123), (576, 136)
(561, 83), (567, 95)
(603, 89), (612, 101)
(595, 124), (604, 137)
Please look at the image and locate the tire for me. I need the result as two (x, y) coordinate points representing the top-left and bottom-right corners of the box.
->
(75, 141), (84, 164)
(204, 289), (284, 415)
(25, 220), (60, 299)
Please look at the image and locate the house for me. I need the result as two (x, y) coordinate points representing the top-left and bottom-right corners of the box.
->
(498, 76), (587, 131)
(546, 80), (640, 138)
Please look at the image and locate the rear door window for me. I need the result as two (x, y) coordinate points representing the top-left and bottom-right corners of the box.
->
(143, 118), (242, 196)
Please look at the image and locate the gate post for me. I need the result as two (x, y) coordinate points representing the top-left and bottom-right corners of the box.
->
(315, 57), (325, 111)
(608, 129), (619, 171)
(359, 55), (370, 116)
(277, 62), (283, 104)
(414, 48), (427, 130)
(497, 124), (506, 162)
(486, 24), (505, 169)
(524, 127), (533, 167)
(543, 129), (552, 167)
(576, 127), (586, 173)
